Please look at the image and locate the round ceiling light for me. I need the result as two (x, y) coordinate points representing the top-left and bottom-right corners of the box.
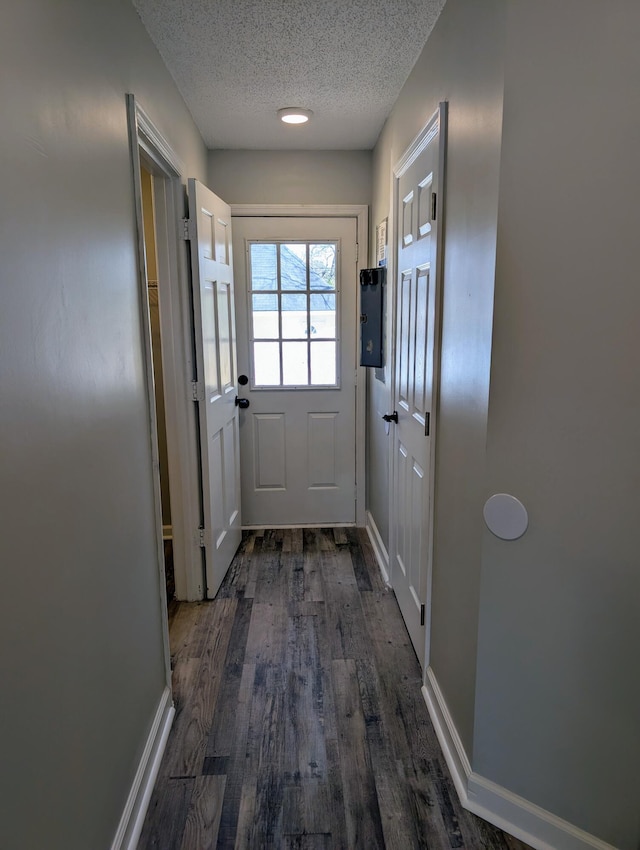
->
(278, 107), (313, 125)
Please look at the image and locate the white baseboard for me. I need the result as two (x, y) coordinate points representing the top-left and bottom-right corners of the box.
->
(365, 510), (391, 586)
(422, 668), (471, 802)
(422, 668), (617, 850)
(111, 686), (175, 850)
(466, 773), (619, 850)
(241, 523), (356, 530)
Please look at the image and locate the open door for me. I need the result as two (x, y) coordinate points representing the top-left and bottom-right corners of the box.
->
(188, 179), (242, 598)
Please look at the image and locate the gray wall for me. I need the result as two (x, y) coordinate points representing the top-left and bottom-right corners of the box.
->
(0, 2), (207, 848)
(369, 0), (507, 752)
(473, 2), (640, 848)
(208, 149), (372, 206)
(371, 2), (640, 846)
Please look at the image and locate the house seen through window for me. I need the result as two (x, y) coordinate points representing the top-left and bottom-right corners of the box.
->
(249, 242), (339, 387)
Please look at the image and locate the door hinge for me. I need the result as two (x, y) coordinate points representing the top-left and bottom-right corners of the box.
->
(182, 217), (195, 241)
(355, 242), (359, 263)
(431, 192), (437, 221)
(425, 411), (430, 436)
(420, 604), (426, 626)
(198, 527), (206, 548)
(191, 381), (205, 402)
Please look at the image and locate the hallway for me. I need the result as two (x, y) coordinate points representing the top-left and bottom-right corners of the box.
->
(140, 528), (531, 849)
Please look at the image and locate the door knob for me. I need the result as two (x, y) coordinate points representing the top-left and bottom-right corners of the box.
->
(382, 411), (398, 423)
(235, 396), (250, 409)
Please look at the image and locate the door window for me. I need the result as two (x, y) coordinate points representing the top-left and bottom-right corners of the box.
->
(249, 241), (339, 387)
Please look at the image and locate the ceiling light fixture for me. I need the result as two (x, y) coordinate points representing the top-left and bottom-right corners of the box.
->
(278, 107), (313, 125)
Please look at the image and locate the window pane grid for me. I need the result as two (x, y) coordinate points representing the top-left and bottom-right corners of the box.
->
(276, 244), (284, 385)
(249, 241), (338, 388)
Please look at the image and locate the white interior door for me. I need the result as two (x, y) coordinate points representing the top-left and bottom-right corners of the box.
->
(188, 179), (241, 597)
(232, 217), (358, 527)
(390, 107), (445, 667)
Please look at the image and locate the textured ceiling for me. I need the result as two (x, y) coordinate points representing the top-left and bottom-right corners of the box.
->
(131, 0), (447, 150)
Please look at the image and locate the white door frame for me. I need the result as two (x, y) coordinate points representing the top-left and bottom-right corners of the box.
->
(231, 204), (368, 528)
(127, 94), (204, 615)
(387, 104), (447, 668)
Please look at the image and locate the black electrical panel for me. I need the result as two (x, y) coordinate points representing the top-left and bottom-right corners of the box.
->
(359, 267), (385, 368)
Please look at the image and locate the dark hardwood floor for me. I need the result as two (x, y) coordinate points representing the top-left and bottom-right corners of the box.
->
(140, 528), (532, 850)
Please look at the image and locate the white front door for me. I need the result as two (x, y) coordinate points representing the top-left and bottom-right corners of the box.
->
(232, 217), (358, 527)
(390, 107), (445, 667)
(188, 179), (242, 597)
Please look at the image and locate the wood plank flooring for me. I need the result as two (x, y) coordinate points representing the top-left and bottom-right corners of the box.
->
(140, 528), (532, 850)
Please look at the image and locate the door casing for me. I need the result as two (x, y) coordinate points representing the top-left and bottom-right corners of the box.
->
(231, 205), (368, 528)
(127, 95), (204, 606)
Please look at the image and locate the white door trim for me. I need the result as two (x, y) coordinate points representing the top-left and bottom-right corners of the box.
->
(231, 204), (368, 219)
(127, 94), (204, 617)
(388, 104), (448, 668)
(231, 204), (368, 528)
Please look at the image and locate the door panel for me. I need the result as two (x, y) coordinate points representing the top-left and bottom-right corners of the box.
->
(233, 217), (357, 526)
(253, 413), (286, 489)
(188, 179), (241, 598)
(308, 412), (338, 487)
(391, 108), (444, 668)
